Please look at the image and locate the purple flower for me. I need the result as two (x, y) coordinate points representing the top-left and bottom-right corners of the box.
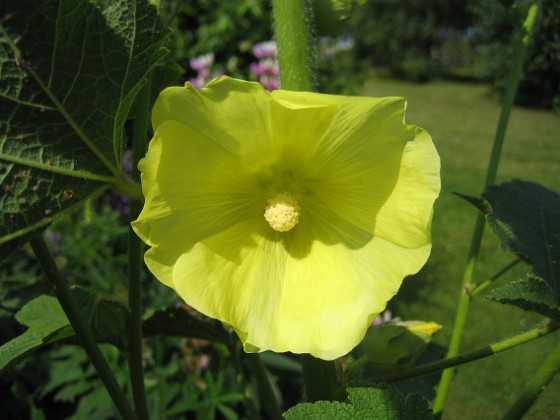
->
(189, 53), (214, 73)
(47, 232), (63, 253)
(371, 310), (395, 326)
(258, 76), (281, 91)
(122, 150), (133, 173)
(252, 41), (277, 58)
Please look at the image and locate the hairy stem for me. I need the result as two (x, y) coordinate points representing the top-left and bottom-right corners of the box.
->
(433, 1), (541, 414)
(301, 354), (345, 402)
(502, 337), (560, 419)
(30, 235), (137, 420)
(470, 258), (521, 297)
(246, 353), (283, 419)
(230, 344), (260, 420)
(127, 81), (151, 420)
(271, 0), (342, 404)
(271, 0), (315, 91)
(373, 321), (558, 384)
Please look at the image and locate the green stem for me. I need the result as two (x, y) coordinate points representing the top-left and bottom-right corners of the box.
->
(230, 345), (260, 420)
(271, 0), (343, 405)
(433, 2), (541, 415)
(470, 258), (521, 297)
(271, 0), (315, 91)
(373, 321), (558, 384)
(502, 337), (560, 419)
(30, 235), (137, 420)
(245, 353), (283, 419)
(127, 81), (151, 420)
(301, 354), (344, 402)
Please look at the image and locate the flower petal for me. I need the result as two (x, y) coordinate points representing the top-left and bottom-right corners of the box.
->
(277, 203), (431, 360)
(170, 219), (291, 353)
(132, 119), (265, 286)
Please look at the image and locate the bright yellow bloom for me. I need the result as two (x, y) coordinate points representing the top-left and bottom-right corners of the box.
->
(132, 76), (440, 360)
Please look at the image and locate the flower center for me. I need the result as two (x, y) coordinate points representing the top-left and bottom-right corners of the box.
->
(264, 192), (300, 232)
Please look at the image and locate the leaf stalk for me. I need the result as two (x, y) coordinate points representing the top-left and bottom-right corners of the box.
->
(30, 235), (137, 420)
(433, 1), (542, 414)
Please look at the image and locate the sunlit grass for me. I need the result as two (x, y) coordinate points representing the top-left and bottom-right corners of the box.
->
(361, 77), (560, 418)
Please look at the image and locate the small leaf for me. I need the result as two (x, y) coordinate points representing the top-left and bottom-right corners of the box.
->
(487, 274), (560, 322)
(0, 295), (72, 370)
(284, 385), (433, 419)
(143, 306), (231, 344)
(0, 0), (170, 250)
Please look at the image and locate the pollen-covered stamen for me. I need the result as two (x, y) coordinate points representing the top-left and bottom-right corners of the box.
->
(264, 192), (300, 232)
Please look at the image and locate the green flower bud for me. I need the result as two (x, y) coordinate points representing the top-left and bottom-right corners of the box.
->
(362, 321), (442, 372)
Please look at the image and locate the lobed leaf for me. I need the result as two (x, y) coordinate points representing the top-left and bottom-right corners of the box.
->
(284, 385), (433, 419)
(459, 180), (560, 306)
(0, 0), (169, 253)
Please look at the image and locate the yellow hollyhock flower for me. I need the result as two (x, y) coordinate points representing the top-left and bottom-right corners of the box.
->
(132, 76), (440, 360)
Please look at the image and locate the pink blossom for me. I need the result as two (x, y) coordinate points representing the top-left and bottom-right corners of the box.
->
(252, 41), (277, 58)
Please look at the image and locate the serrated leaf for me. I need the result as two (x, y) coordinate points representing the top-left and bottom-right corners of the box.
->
(284, 385), (433, 419)
(487, 274), (560, 321)
(461, 180), (560, 304)
(142, 306), (231, 344)
(0, 295), (72, 369)
(0, 0), (169, 251)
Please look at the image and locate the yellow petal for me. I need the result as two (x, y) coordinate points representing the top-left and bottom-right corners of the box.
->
(278, 204), (432, 360)
(170, 219), (290, 353)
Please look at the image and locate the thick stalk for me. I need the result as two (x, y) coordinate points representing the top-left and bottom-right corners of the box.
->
(470, 258), (521, 297)
(271, 0), (341, 403)
(245, 353), (283, 419)
(433, 2), (541, 414)
(230, 345), (260, 419)
(371, 321), (558, 384)
(30, 236), (137, 420)
(271, 0), (315, 91)
(502, 338), (560, 419)
(127, 81), (151, 420)
(301, 354), (343, 402)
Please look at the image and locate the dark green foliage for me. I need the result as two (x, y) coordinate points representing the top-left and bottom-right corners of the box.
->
(0, 295), (72, 370)
(284, 385), (433, 419)
(350, 0), (474, 81)
(0, 0), (170, 254)
(470, 0), (560, 110)
(461, 180), (560, 319)
(143, 306), (232, 345)
(0, 198), (251, 418)
(487, 275), (560, 321)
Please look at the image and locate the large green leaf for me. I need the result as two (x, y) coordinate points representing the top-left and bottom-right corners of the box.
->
(0, 0), (169, 251)
(459, 180), (560, 318)
(284, 385), (433, 419)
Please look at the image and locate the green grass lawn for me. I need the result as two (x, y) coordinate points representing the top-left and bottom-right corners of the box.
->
(360, 77), (560, 419)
